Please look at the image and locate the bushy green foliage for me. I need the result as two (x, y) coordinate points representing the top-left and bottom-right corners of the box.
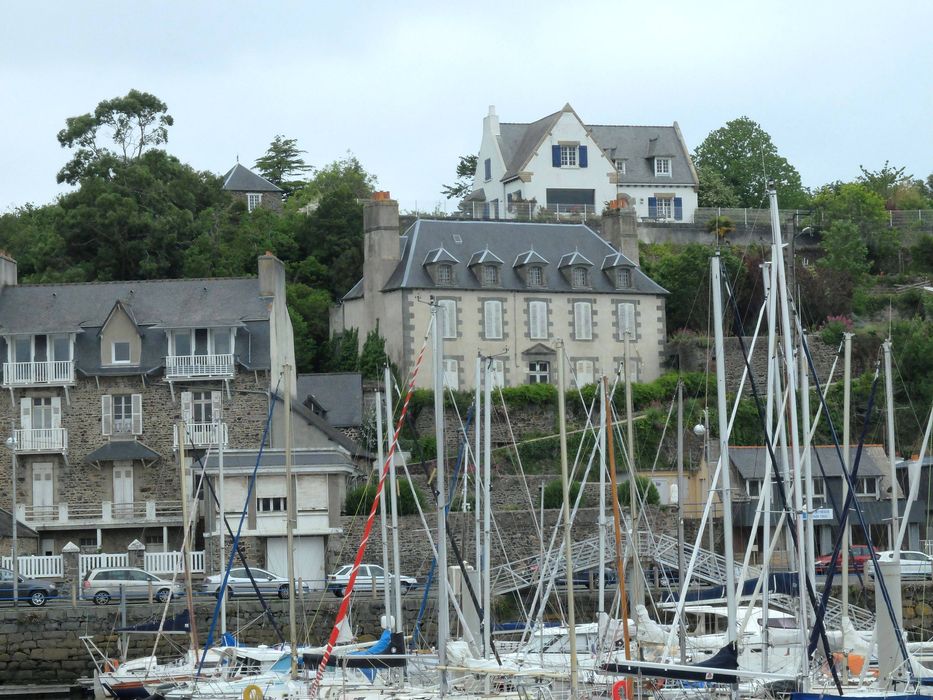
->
(343, 478), (427, 516)
(618, 476), (660, 507)
(542, 478), (583, 509)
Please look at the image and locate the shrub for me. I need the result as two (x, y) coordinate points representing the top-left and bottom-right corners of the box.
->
(542, 478), (583, 509)
(819, 315), (853, 346)
(617, 475), (660, 507)
(342, 479), (427, 516)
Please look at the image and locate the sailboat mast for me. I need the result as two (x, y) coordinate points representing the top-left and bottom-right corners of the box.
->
(599, 374), (607, 615)
(482, 358), (492, 666)
(433, 301), (449, 696)
(284, 363), (298, 679)
(842, 333), (852, 642)
(556, 340), (579, 696)
(375, 390), (393, 623)
(883, 339), (899, 556)
(474, 356), (481, 601)
(177, 424), (199, 652)
(761, 259), (776, 674)
(384, 368), (404, 634)
(218, 397), (226, 637)
(676, 380), (687, 664)
(623, 329), (641, 612)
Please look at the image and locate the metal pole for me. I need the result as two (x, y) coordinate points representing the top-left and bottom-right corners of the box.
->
(761, 259), (776, 674)
(218, 401), (226, 635)
(556, 340), (579, 696)
(474, 356), (481, 577)
(177, 425), (199, 651)
(623, 330), (641, 614)
(432, 302), (449, 696)
(884, 340), (899, 557)
(842, 333), (852, 642)
(375, 391), (392, 625)
(284, 364), (298, 679)
(11, 436), (17, 609)
(384, 368), (403, 634)
(598, 375), (607, 615)
(676, 380), (687, 663)
(482, 358), (492, 666)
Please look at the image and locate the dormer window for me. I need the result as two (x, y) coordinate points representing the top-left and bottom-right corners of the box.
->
(615, 159), (626, 174)
(528, 266), (544, 287)
(482, 265), (499, 287)
(437, 264), (453, 286)
(572, 267), (589, 288)
(616, 268), (632, 289)
(112, 341), (131, 364)
(655, 158), (672, 176)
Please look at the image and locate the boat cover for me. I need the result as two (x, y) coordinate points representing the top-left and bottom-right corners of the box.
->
(116, 609), (190, 634)
(663, 573), (798, 603)
(601, 642), (739, 683)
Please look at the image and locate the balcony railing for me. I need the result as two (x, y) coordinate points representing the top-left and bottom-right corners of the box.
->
(2, 360), (74, 387)
(18, 499), (182, 526)
(13, 428), (67, 453)
(165, 353), (234, 380)
(174, 421), (228, 448)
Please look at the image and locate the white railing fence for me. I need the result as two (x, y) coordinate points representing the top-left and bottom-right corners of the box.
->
(1, 555), (63, 578)
(145, 550), (205, 575)
(165, 353), (235, 379)
(2, 360), (75, 386)
(174, 422), (229, 448)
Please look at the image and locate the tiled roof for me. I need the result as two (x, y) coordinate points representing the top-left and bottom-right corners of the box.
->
(222, 163), (283, 193)
(297, 372), (363, 428)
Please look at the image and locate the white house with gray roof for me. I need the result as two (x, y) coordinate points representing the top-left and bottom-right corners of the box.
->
(0, 252), (361, 583)
(331, 194), (668, 391)
(467, 104), (698, 222)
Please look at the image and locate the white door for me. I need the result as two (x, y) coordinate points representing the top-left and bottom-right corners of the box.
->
(40, 538), (55, 556)
(266, 537), (326, 589)
(113, 463), (134, 517)
(32, 462), (54, 517)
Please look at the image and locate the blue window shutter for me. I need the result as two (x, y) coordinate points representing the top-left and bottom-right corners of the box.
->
(648, 197), (657, 218)
(552, 145), (561, 167)
(674, 197), (683, 220)
(579, 145), (588, 168)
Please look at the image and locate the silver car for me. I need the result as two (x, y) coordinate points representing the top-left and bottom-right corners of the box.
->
(200, 567), (311, 599)
(82, 567), (185, 605)
(327, 564), (417, 597)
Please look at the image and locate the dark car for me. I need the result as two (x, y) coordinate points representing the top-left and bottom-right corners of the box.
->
(815, 545), (876, 574)
(0, 567), (59, 607)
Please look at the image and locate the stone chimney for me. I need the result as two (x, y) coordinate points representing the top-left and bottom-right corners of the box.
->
(0, 252), (18, 288)
(601, 206), (640, 266)
(258, 251), (286, 298)
(363, 192), (401, 296)
(484, 105), (500, 138)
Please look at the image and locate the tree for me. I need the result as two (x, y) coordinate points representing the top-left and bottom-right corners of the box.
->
(696, 165), (741, 208)
(811, 183), (898, 274)
(287, 153), (377, 211)
(359, 328), (389, 380)
(441, 154), (478, 200)
(254, 135), (312, 195)
(543, 479), (583, 509)
(693, 117), (806, 208)
(618, 476), (660, 507)
(818, 221), (870, 280)
(57, 90), (173, 184)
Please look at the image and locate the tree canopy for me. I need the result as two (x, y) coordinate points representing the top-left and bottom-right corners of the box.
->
(693, 117), (806, 208)
(254, 135), (312, 195)
(441, 154), (478, 201)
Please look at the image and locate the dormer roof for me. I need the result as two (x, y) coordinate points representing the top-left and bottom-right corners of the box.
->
(558, 251), (594, 269)
(423, 247), (460, 266)
(513, 250), (549, 268)
(601, 252), (637, 270)
(468, 248), (504, 267)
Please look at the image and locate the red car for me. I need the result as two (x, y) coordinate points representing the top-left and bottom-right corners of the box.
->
(814, 545), (876, 574)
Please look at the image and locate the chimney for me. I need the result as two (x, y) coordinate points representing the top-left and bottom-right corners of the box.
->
(0, 252), (18, 288)
(258, 251), (285, 298)
(484, 105), (500, 137)
(364, 193), (401, 295)
(601, 207), (640, 266)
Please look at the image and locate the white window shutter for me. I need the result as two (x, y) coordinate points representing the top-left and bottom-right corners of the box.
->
(131, 394), (143, 435)
(101, 395), (113, 436)
(181, 392), (193, 423)
(19, 397), (31, 431)
(491, 360), (505, 388)
(484, 300), (502, 340)
(530, 301), (547, 339)
(443, 359), (458, 389)
(211, 391), (223, 421)
(574, 302), (592, 340)
(618, 302), (636, 339)
(51, 396), (62, 428)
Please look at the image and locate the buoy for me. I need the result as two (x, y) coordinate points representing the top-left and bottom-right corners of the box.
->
(612, 677), (633, 700)
(104, 658), (120, 672)
(242, 684), (263, 700)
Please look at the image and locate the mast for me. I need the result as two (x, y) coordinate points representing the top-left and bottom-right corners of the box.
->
(284, 364), (298, 679)
(556, 340), (579, 696)
(375, 390), (392, 623)
(883, 339), (899, 556)
(482, 358), (492, 667)
(676, 380), (687, 663)
(385, 368), (403, 633)
(842, 333), (852, 650)
(177, 424), (199, 653)
(433, 301), (449, 696)
(598, 373), (607, 616)
(623, 326), (641, 613)
(761, 260), (776, 673)
(800, 332), (817, 599)
(474, 356), (481, 598)
(217, 397), (226, 636)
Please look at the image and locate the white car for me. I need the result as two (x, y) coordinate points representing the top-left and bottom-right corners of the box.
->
(200, 567), (312, 599)
(327, 564), (417, 597)
(864, 551), (933, 581)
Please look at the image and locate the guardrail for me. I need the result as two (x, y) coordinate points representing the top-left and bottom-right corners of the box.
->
(2, 360), (74, 387)
(165, 353), (235, 379)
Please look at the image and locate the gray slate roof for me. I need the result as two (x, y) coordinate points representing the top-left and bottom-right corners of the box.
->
(731, 445), (888, 479)
(0, 508), (38, 539)
(369, 219), (667, 296)
(85, 440), (161, 464)
(297, 373), (363, 428)
(222, 164), (283, 193)
(499, 110), (562, 182)
(0, 277), (273, 374)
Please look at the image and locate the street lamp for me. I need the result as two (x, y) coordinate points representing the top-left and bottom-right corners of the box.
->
(4, 435), (17, 608)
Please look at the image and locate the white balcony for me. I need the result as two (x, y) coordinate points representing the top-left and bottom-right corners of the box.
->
(174, 421), (228, 448)
(2, 360), (74, 387)
(165, 353), (234, 380)
(13, 427), (67, 453)
(17, 500), (183, 529)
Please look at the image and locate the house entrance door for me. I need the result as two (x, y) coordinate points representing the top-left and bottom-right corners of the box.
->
(113, 462), (134, 518)
(32, 462), (54, 519)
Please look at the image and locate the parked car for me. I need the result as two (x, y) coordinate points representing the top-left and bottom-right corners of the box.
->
(200, 567), (312, 599)
(815, 545), (877, 574)
(327, 564), (417, 597)
(864, 551), (933, 581)
(0, 567), (58, 607)
(82, 567), (185, 605)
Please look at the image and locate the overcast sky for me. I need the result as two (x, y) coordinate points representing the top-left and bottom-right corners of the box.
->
(3, 1), (931, 214)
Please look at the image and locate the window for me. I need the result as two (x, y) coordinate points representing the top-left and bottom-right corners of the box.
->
(113, 395), (133, 434)
(192, 391), (214, 423)
(247, 193), (262, 212)
(656, 195), (674, 219)
(812, 478), (826, 500)
(482, 265), (499, 287)
(32, 397), (53, 430)
(13, 337), (32, 363)
(528, 361), (550, 384)
(484, 158), (491, 181)
(573, 302), (592, 340)
(212, 329), (232, 355)
(483, 300), (503, 340)
(575, 360), (595, 386)
(560, 145), (578, 167)
(527, 265), (544, 287)
(615, 159), (626, 174)
(617, 302), (636, 339)
(51, 335), (71, 361)
(437, 263), (453, 286)
(443, 359), (458, 390)
(655, 158), (672, 176)
(437, 299), (457, 339)
(145, 533), (164, 546)
(528, 301), (548, 340)
(173, 331), (192, 356)
(616, 268), (632, 289)
(112, 341), (131, 364)
(102, 394), (142, 436)
(257, 496), (287, 512)
(747, 479), (763, 498)
(572, 267), (589, 288)
(854, 477), (877, 498)
(489, 359), (505, 388)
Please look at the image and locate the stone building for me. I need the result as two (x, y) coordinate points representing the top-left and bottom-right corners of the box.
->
(0, 252), (361, 580)
(221, 163), (284, 212)
(331, 194), (669, 390)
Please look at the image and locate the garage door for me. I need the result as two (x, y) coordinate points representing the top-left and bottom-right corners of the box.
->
(266, 536), (326, 589)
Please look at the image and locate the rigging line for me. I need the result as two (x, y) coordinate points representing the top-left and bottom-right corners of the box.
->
(197, 377), (281, 677)
(801, 338), (913, 672)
